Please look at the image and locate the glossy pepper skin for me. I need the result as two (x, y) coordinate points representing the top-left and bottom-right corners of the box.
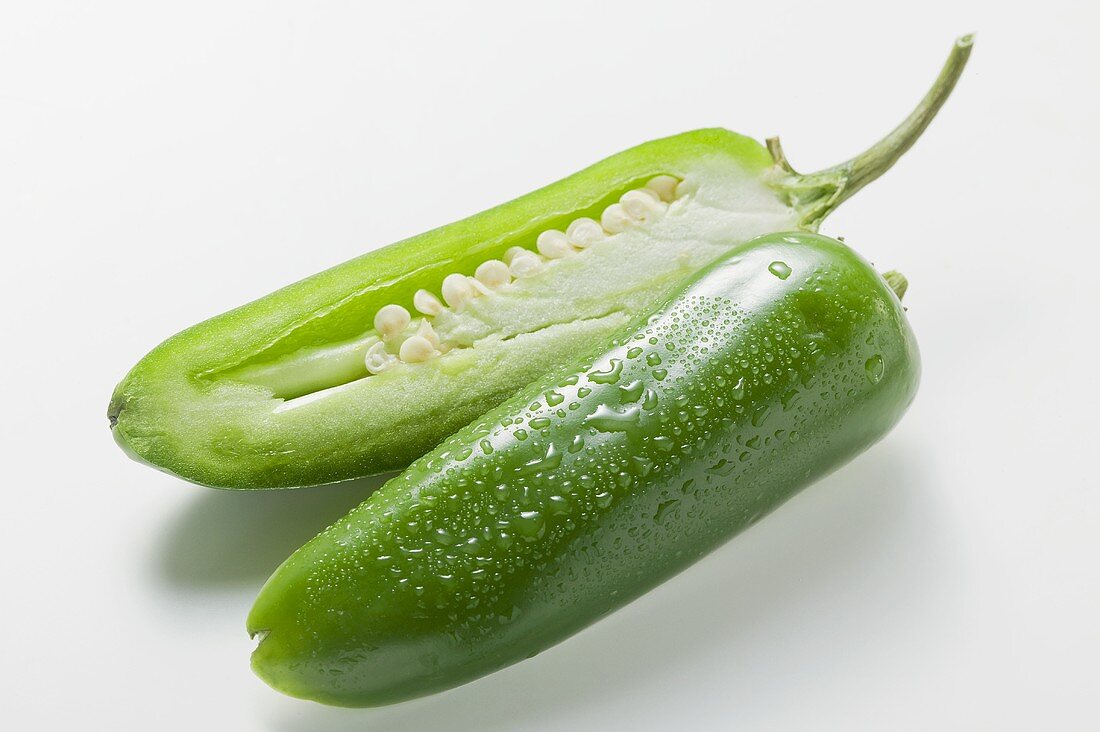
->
(108, 38), (969, 489)
(248, 231), (920, 706)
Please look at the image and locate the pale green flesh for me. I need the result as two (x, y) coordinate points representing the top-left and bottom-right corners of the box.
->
(225, 159), (797, 414)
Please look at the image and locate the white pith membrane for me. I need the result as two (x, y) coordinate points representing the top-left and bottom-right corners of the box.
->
(227, 163), (799, 413)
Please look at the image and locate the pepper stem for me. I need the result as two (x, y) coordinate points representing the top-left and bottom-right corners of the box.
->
(883, 270), (909, 300)
(770, 34), (974, 228)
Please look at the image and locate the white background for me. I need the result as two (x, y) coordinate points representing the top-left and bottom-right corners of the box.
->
(2, 2), (1097, 730)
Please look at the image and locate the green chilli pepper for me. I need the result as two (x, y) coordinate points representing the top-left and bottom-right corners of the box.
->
(247, 231), (920, 705)
(107, 38), (970, 489)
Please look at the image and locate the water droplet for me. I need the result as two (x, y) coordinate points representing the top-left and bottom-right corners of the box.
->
(585, 403), (642, 432)
(568, 434), (585, 453)
(619, 380), (644, 402)
(479, 439), (494, 454)
(865, 354), (885, 384)
(590, 358), (624, 384)
(529, 416), (551, 430)
(577, 387), (592, 398)
(768, 261), (792, 280)
(646, 352), (662, 367)
(514, 429), (528, 441)
(545, 390), (565, 406)
(652, 368), (668, 380)
(595, 491), (613, 508)
(547, 495), (571, 515)
(652, 436), (674, 452)
(751, 405), (771, 427)
(632, 456), (653, 477)
(707, 459), (735, 477)
(518, 443), (562, 475)
(512, 511), (545, 541)
(626, 346), (643, 359)
(654, 499), (680, 524)
(730, 376), (746, 400)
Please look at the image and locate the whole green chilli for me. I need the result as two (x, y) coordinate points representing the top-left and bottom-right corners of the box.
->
(247, 231), (920, 705)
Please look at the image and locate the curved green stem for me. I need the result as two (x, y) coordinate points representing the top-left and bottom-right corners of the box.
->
(883, 270), (909, 300)
(770, 34), (974, 228)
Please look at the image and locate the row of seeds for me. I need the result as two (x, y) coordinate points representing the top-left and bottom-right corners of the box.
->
(365, 175), (682, 374)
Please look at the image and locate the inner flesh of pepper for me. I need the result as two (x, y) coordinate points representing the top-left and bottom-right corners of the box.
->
(223, 165), (798, 410)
